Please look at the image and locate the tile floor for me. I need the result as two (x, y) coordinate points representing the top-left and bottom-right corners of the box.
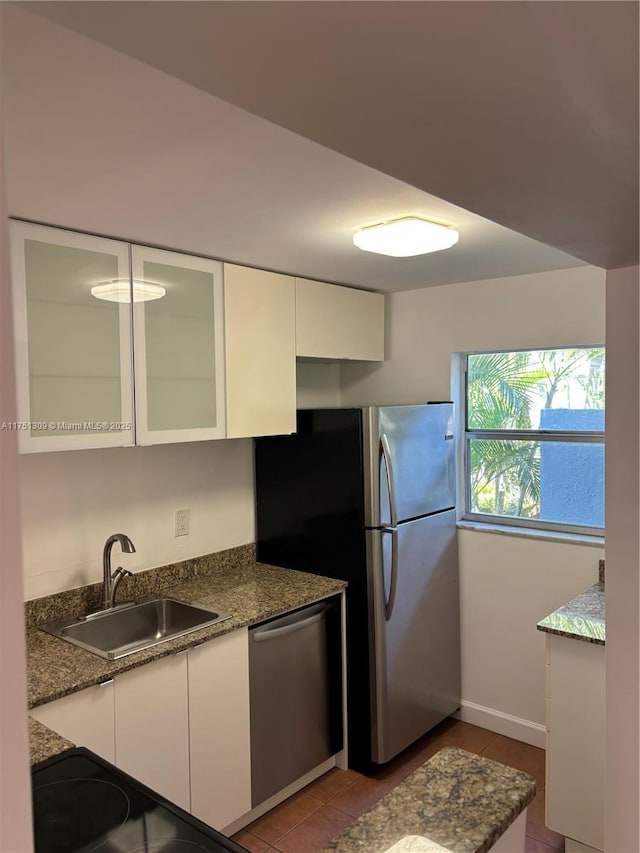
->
(231, 717), (564, 853)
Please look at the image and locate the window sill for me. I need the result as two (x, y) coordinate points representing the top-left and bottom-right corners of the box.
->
(456, 519), (605, 548)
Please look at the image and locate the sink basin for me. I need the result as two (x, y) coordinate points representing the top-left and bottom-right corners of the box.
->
(41, 598), (231, 660)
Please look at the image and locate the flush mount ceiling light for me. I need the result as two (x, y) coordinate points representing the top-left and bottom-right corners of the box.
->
(91, 279), (166, 303)
(353, 217), (459, 257)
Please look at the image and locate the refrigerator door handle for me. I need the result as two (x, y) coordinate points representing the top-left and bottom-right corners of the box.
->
(381, 527), (398, 621)
(380, 433), (398, 527)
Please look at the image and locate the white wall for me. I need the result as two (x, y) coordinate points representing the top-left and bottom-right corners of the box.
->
(296, 361), (341, 408)
(604, 264), (640, 852)
(341, 265), (606, 405)
(342, 265), (606, 742)
(19, 367), (340, 600)
(0, 18), (33, 841)
(459, 530), (600, 742)
(19, 440), (255, 599)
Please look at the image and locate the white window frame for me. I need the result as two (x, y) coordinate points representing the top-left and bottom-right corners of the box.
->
(454, 347), (605, 538)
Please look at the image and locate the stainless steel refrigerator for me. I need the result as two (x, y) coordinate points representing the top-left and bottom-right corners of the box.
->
(254, 403), (460, 770)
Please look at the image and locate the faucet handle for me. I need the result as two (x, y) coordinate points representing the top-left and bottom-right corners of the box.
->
(112, 566), (133, 579)
(109, 567), (133, 608)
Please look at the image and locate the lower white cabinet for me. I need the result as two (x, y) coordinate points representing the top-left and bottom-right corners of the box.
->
(31, 680), (115, 763)
(114, 651), (191, 811)
(188, 629), (251, 829)
(31, 629), (252, 829)
(545, 633), (605, 851)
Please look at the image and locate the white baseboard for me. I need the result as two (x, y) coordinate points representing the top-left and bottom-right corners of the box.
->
(565, 839), (602, 853)
(454, 700), (547, 749)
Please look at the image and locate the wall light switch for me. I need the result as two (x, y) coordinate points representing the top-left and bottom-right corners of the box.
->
(175, 508), (190, 537)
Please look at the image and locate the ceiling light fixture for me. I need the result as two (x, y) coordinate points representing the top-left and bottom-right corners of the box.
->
(353, 216), (459, 257)
(91, 279), (166, 303)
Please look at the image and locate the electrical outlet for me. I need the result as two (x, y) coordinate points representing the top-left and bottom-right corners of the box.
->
(174, 508), (190, 537)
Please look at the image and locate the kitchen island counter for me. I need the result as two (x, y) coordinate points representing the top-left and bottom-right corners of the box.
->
(322, 747), (536, 853)
(26, 545), (346, 708)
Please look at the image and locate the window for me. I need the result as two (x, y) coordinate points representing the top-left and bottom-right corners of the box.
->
(461, 347), (605, 536)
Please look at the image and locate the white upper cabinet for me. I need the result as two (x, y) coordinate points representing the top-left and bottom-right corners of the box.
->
(11, 222), (386, 451)
(295, 277), (385, 361)
(10, 221), (134, 452)
(131, 245), (225, 444)
(224, 263), (296, 438)
(11, 226), (227, 450)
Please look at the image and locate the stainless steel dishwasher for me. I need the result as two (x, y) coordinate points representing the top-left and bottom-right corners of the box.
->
(249, 596), (343, 806)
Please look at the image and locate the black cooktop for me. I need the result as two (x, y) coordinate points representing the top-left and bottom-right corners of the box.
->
(31, 748), (249, 853)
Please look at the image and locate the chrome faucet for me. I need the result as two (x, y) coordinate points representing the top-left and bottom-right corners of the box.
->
(102, 533), (135, 610)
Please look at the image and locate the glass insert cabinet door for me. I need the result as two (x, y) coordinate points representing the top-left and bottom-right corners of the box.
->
(10, 221), (134, 452)
(131, 245), (225, 444)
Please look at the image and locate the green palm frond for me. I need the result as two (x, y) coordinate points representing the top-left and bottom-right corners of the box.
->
(467, 352), (542, 430)
(466, 348), (604, 520)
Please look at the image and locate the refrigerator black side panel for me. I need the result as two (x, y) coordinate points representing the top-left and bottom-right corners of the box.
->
(255, 409), (365, 578)
(254, 408), (373, 769)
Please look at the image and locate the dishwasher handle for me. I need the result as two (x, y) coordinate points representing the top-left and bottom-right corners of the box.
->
(252, 603), (328, 643)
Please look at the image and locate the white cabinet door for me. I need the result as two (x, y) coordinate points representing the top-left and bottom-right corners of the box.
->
(131, 245), (226, 444)
(30, 681), (115, 763)
(295, 277), (385, 361)
(224, 264), (296, 438)
(546, 634), (605, 850)
(114, 652), (190, 810)
(10, 221), (134, 452)
(188, 629), (251, 830)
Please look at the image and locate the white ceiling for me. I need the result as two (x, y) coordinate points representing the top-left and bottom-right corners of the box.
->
(4, 3), (636, 293)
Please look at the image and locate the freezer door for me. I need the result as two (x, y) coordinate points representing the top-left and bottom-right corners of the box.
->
(367, 509), (460, 764)
(364, 404), (455, 527)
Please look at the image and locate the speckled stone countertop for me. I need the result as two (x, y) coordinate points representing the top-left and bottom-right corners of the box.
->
(383, 838), (451, 852)
(322, 747), (536, 853)
(537, 582), (605, 645)
(26, 545), (345, 708)
(29, 717), (74, 768)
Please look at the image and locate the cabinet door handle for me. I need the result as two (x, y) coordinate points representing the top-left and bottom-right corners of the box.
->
(98, 679), (114, 687)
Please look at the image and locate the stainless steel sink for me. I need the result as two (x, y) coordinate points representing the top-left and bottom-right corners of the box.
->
(41, 598), (231, 660)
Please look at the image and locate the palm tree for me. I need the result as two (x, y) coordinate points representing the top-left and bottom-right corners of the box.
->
(467, 351), (543, 517)
(467, 348), (605, 519)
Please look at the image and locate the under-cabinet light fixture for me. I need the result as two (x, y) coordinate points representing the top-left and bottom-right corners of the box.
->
(91, 279), (166, 303)
(353, 216), (459, 257)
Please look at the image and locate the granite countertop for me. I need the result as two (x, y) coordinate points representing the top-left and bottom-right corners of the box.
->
(537, 582), (605, 645)
(27, 548), (346, 709)
(383, 838), (451, 852)
(322, 747), (536, 853)
(29, 716), (74, 768)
